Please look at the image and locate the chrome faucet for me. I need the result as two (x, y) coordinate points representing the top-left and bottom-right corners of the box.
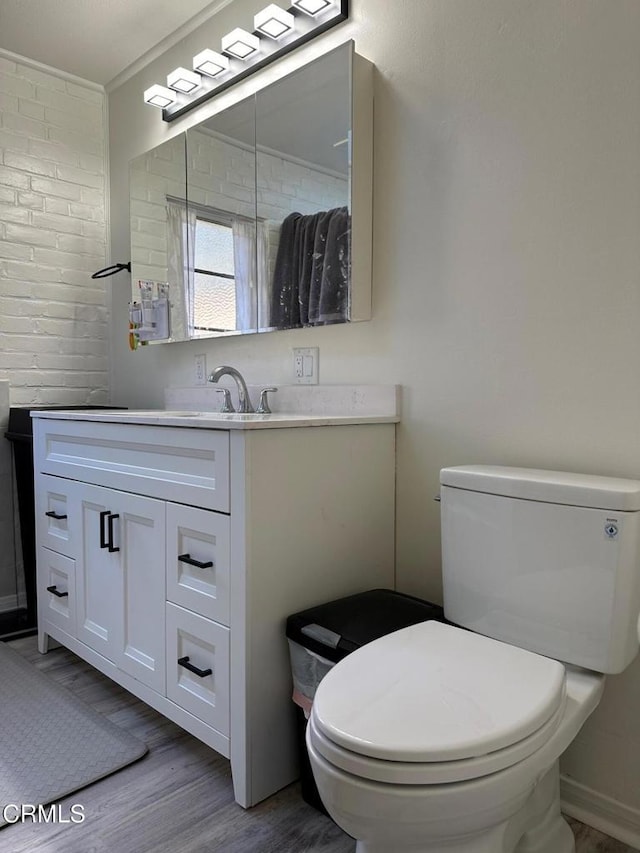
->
(208, 365), (254, 413)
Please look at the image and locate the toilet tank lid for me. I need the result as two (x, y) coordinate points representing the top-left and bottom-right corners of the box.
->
(440, 465), (640, 511)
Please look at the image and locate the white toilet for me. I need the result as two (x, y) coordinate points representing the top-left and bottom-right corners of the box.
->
(307, 465), (640, 853)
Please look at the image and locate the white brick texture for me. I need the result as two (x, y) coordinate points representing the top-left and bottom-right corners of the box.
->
(0, 58), (108, 406)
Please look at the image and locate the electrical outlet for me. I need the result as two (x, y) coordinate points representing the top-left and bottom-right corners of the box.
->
(293, 347), (319, 384)
(194, 354), (207, 386)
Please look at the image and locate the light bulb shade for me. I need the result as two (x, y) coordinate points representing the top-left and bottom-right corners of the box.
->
(143, 84), (177, 108)
(193, 48), (230, 78)
(221, 28), (260, 60)
(254, 4), (295, 39)
(292, 0), (333, 15)
(167, 67), (201, 94)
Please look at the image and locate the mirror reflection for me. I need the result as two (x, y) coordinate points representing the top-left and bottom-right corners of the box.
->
(185, 97), (258, 337)
(129, 42), (362, 343)
(129, 133), (186, 339)
(256, 53), (350, 332)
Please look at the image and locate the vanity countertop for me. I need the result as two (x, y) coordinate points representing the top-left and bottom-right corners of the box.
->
(31, 385), (400, 430)
(30, 409), (399, 430)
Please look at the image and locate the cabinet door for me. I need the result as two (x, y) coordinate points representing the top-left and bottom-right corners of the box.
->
(76, 483), (166, 693)
(76, 485), (120, 659)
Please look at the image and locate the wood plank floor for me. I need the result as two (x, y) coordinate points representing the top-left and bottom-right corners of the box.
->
(0, 636), (636, 853)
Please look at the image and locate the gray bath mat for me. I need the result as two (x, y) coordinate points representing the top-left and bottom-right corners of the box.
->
(0, 642), (147, 826)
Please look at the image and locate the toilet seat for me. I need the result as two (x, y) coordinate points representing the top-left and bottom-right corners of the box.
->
(311, 621), (567, 783)
(309, 697), (567, 784)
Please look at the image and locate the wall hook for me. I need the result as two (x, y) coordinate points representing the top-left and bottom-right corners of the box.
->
(91, 262), (131, 279)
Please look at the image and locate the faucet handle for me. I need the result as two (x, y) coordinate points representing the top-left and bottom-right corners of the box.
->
(213, 387), (235, 413)
(256, 387), (278, 415)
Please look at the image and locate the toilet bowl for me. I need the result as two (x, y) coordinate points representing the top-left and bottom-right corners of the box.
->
(307, 621), (605, 853)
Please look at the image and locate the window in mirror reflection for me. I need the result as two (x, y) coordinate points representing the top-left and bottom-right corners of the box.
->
(193, 217), (236, 334)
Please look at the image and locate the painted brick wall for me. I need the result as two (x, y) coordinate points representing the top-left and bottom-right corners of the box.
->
(0, 54), (108, 408)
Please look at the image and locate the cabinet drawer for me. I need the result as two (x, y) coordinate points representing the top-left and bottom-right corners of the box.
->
(167, 504), (230, 624)
(35, 420), (230, 512)
(39, 546), (75, 636)
(166, 602), (229, 735)
(35, 474), (76, 558)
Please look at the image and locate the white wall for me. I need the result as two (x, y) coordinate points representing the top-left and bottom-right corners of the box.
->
(108, 0), (640, 833)
(0, 54), (109, 406)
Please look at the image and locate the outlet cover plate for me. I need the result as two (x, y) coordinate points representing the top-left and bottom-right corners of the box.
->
(293, 347), (319, 384)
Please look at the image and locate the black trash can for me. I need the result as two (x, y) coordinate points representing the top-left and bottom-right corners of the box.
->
(286, 588), (445, 814)
(4, 405), (125, 636)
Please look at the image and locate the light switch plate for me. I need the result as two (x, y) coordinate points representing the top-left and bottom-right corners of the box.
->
(293, 347), (319, 384)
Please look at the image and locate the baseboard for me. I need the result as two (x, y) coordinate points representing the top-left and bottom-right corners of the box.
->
(561, 775), (640, 849)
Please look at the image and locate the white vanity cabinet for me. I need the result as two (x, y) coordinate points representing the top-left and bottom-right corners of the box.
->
(33, 413), (395, 808)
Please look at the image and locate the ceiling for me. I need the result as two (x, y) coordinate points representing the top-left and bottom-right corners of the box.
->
(0, 0), (230, 87)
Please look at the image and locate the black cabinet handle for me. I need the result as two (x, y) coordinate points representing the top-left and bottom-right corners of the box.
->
(178, 656), (212, 678)
(45, 510), (67, 520)
(46, 585), (68, 598)
(99, 510), (110, 549)
(107, 513), (120, 553)
(177, 553), (213, 570)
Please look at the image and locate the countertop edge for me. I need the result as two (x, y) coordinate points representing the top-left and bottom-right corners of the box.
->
(30, 411), (400, 429)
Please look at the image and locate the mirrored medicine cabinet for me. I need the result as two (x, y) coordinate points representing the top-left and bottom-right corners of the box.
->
(129, 41), (373, 343)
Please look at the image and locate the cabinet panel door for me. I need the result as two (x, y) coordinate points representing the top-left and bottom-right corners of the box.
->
(76, 485), (120, 660)
(114, 489), (166, 693)
(76, 483), (166, 692)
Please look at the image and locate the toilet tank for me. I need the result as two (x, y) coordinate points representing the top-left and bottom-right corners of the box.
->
(440, 466), (640, 674)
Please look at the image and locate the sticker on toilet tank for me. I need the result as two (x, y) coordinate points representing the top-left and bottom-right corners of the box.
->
(604, 522), (619, 538)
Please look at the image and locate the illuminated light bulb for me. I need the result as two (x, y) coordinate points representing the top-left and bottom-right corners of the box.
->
(193, 49), (230, 78)
(167, 67), (201, 94)
(254, 4), (295, 39)
(292, 0), (333, 16)
(143, 84), (177, 108)
(221, 28), (260, 60)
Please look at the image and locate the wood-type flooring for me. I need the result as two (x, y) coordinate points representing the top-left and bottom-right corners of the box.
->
(0, 636), (635, 853)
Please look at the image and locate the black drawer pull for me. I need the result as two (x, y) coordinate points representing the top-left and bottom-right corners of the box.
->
(177, 553), (213, 570)
(45, 510), (67, 520)
(107, 513), (120, 553)
(178, 656), (212, 678)
(46, 585), (68, 598)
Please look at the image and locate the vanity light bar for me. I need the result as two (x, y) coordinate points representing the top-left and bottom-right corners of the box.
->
(221, 27), (260, 60)
(254, 4), (295, 39)
(149, 0), (348, 122)
(193, 49), (229, 78)
(143, 84), (177, 108)
(167, 67), (202, 94)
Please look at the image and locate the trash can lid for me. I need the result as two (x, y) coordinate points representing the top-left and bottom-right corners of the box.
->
(286, 589), (445, 663)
